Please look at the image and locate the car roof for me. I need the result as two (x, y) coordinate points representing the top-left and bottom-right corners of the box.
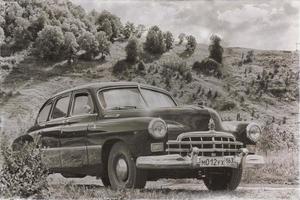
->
(51, 81), (170, 98)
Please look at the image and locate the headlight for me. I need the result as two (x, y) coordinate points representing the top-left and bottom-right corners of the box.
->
(148, 118), (167, 139)
(246, 123), (261, 142)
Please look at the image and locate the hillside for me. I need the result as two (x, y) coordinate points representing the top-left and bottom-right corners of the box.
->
(0, 40), (298, 142)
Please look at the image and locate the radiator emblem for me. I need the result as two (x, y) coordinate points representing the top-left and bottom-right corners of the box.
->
(208, 118), (215, 131)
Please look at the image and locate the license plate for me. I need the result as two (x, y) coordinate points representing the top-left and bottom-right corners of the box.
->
(197, 156), (239, 168)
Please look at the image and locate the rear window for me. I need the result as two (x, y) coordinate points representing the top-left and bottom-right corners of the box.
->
(37, 103), (52, 124)
(51, 96), (70, 119)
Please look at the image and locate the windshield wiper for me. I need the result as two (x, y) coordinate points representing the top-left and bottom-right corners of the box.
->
(109, 106), (137, 110)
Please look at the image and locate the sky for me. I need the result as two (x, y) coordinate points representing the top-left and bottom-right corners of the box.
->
(70, 0), (300, 51)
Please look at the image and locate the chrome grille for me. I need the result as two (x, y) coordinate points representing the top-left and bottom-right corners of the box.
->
(166, 133), (243, 156)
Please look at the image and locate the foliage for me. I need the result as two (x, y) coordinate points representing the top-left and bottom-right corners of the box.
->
(64, 32), (79, 63)
(125, 36), (142, 63)
(208, 34), (223, 63)
(185, 35), (196, 54)
(123, 22), (135, 39)
(164, 31), (174, 51)
(98, 18), (113, 40)
(144, 25), (166, 54)
(178, 33), (186, 44)
(135, 24), (146, 38)
(95, 31), (111, 58)
(0, 26), (4, 44)
(35, 25), (65, 60)
(96, 10), (122, 41)
(0, 136), (48, 198)
(243, 50), (254, 64)
(78, 31), (99, 60)
(193, 58), (222, 77)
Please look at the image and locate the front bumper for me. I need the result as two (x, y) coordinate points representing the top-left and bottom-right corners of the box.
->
(136, 148), (265, 169)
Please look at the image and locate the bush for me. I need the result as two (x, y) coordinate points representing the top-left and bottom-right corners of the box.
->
(98, 18), (113, 40)
(185, 35), (196, 54)
(64, 32), (79, 64)
(243, 50), (254, 64)
(178, 33), (185, 45)
(164, 31), (174, 51)
(96, 10), (122, 41)
(125, 36), (142, 63)
(78, 31), (99, 60)
(95, 31), (111, 58)
(0, 136), (48, 198)
(208, 34), (223, 64)
(144, 25), (166, 54)
(34, 25), (65, 60)
(192, 58), (222, 76)
(123, 22), (135, 39)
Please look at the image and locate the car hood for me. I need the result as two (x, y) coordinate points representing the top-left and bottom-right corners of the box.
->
(103, 105), (222, 140)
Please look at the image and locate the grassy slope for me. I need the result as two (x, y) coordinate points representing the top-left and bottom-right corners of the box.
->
(0, 40), (299, 183)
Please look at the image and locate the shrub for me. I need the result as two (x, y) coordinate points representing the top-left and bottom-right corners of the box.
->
(96, 10), (122, 41)
(208, 34), (223, 64)
(98, 18), (113, 40)
(164, 31), (174, 51)
(135, 24), (146, 38)
(78, 31), (99, 60)
(185, 35), (196, 54)
(178, 33), (186, 45)
(185, 71), (192, 83)
(35, 25), (65, 60)
(64, 32), (79, 64)
(123, 22), (135, 39)
(137, 61), (145, 71)
(192, 58), (222, 76)
(144, 25), (166, 54)
(125, 36), (142, 63)
(0, 27), (4, 44)
(95, 31), (111, 58)
(243, 50), (254, 64)
(0, 136), (48, 198)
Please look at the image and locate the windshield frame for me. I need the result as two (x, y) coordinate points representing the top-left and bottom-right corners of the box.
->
(97, 85), (177, 111)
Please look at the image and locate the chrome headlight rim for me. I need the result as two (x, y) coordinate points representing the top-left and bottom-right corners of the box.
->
(246, 122), (261, 142)
(148, 118), (167, 139)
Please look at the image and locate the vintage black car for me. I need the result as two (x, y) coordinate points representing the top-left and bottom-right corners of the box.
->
(13, 82), (264, 190)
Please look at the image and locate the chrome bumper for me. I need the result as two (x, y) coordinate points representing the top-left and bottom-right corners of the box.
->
(136, 148), (265, 169)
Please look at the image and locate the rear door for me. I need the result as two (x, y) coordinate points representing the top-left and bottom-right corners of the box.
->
(60, 90), (97, 169)
(41, 93), (71, 170)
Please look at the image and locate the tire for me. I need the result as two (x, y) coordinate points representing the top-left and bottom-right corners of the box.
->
(101, 175), (111, 187)
(203, 165), (243, 191)
(107, 141), (147, 190)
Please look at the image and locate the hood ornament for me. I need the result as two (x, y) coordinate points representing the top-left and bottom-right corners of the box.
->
(208, 118), (215, 131)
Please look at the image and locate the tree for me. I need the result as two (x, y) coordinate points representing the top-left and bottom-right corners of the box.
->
(123, 21), (135, 39)
(135, 24), (146, 38)
(97, 10), (122, 41)
(95, 31), (111, 59)
(178, 33), (186, 44)
(185, 35), (196, 54)
(0, 27), (4, 45)
(78, 31), (99, 60)
(125, 36), (142, 63)
(145, 25), (166, 54)
(209, 34), (223, 64)
(98, 18), (113, 40)
(164, 31), (174, 51)
(64, 32), (79, 64)
(35, 25), (65, 60)
(12, 17), (32, 51)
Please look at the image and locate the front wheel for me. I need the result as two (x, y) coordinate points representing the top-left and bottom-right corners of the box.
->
(203, 165), (243, 191)
(107, 141), (147, 190)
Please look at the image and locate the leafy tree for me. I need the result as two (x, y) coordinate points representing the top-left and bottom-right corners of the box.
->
(64, 32), (79, 64)
(12, 17), (32, 51)
(97, 10), (122, 41)
(123, 21), (135, 39)
(98, 18), (113, 40)
(135, 24), (146, 38)
(35, 25), (65, 60)
(164, 31), (174, 51)
(125, 36), (142, 63)
(0, 27), (4, 45)
(78, 31), (99, 60)
(185, 35), (196, 54)
(145, 25), (166, 54)
(95, 31), (111, 58)
(209, 34), (223, 64)
(178, 33), (186, 44)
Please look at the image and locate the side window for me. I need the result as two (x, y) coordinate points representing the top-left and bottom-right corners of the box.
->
(51, 96), (70, 119)
(72, 93), (94, 116)
(37, 102), (52, 124)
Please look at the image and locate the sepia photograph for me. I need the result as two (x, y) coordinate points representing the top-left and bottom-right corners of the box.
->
(0, 0), (299, 199)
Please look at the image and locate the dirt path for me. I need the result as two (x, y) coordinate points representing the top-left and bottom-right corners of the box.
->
(47, 174), (299, 200)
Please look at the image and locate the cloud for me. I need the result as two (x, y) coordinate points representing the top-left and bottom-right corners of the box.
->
(70, 0), (299, 50)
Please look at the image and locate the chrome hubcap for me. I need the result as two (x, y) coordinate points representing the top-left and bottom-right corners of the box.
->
(116, 158), (128, 181)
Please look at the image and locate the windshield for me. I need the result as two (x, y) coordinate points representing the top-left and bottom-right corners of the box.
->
(98, 88), (147, 110)
(98, 87), (176, 110)
(140, 89), (176, 108)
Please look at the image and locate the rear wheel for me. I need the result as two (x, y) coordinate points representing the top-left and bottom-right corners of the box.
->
(203, 165), (243, 191)
(107, 141), (147, 190)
